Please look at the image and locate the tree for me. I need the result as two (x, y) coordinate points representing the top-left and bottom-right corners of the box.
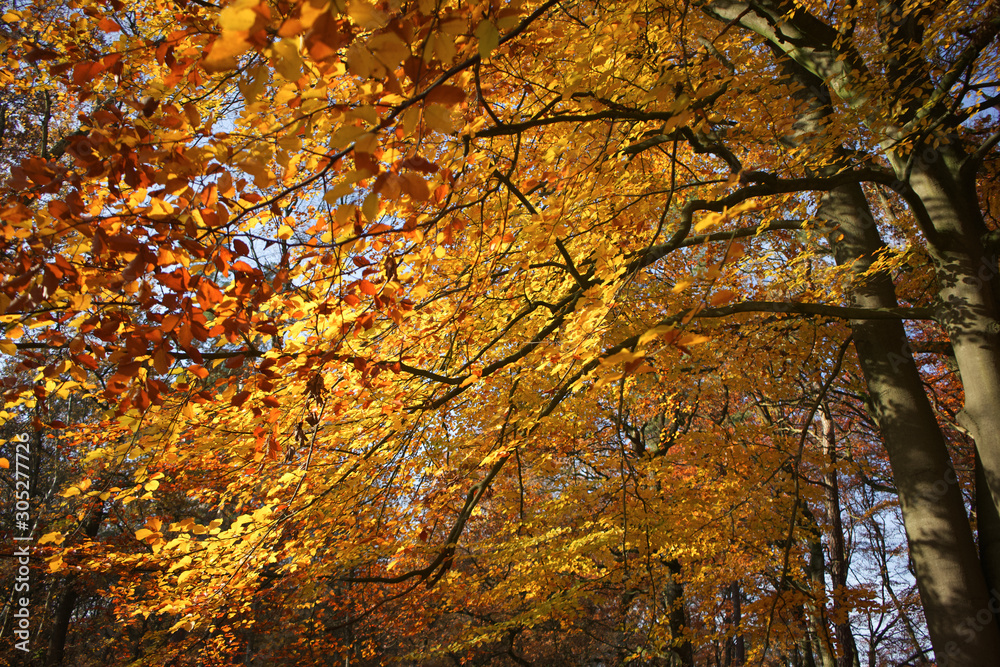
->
(1, 0), (999, 664)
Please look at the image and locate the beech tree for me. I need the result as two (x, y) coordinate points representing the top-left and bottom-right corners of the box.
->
(1, 0), (999, 664)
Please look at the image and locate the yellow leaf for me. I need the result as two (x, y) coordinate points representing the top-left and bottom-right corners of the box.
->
(135, 528), (155, 540)
(594, 371), (624, 388)
(638, 325), (674, 346)
(440, 18), (466, 35)
(299, 0), (329, 28)
(272, 38), (304, 81)
(434, 33), (458, 64)
(602, 349), (645, 365)
(38, 531), (64, 545)
(219, 4), (258, 31)
(204, 33), (252, 72)
(324, 181), (354, 204)
(362, 192), (380, 221)
(475, 20), (499, 59)
(369, 32), (409, 70)
(144, 479), (160, 491)
(347, 0), (386, 28)
(671, 279), (692, 293)
(355, 132), (379, 154)
(61, 487), (81, 498)
(694, 212), (724, 233)
(424, 104), (455, 133)
(677, 333), (711, 346)
(170, 618), (196, 633)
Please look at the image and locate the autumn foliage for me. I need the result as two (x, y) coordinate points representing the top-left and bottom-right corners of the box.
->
(1, 0), (999, 664)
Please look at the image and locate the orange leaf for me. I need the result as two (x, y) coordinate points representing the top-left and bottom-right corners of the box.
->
(197, 280), (224, 308)
(402, 173), (430, 201)
(97, 17), (120, 32)
(709, 289), (737, 306)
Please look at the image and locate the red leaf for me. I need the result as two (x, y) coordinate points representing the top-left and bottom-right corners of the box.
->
(224, 355), (245, 369)
(73, 61), (106, 87)
(399, 155), (439, 173)
(76, 354), (99, 370)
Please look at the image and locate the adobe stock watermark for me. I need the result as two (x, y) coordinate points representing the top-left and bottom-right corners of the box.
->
(10, 432), (33, 652)
(939, 588), (1000, 666)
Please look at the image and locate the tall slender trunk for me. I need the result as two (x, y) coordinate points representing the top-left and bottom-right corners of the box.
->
(47, 505), (103, 666)
(728, 582), (745, 666)
(804, 521), (836, 667)
(819, 408), (860, 667)
(664, 559), (694, 667)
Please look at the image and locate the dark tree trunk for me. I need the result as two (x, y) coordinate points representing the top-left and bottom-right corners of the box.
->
(819, 408), (860, 667)
(46, 505), (103, 666)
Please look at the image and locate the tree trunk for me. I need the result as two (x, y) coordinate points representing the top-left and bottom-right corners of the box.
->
(767, 49), (1000, 663)
(822, 175), (1000, 665)
(819, 408), (860, 667)
(47, 505), (104, 666)
(876, 0), (1000, 621)
(805, 525), (836, 667)
(894, 147), (1000, 616)
(977, 451), (1000, 630)
(728, 582), (745, 666)
(664, 559), (694, 667)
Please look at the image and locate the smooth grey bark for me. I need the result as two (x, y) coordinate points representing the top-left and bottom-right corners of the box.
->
(701, 0), (1000, 632)
(805, 519), (837, 667)
(895, 145), (1000, 610)
(823, 171), (1000, 667)
(976, 452), (1000, 629)
(874, 0), (1000, 619)
(721, 27), (1000, 663)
